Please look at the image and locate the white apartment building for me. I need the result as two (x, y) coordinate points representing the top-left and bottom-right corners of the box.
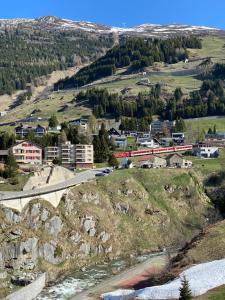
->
(11, 141), (42, 165)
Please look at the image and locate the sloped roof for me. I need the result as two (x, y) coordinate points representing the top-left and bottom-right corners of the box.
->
(138, 155), (155, 162)
(166, 153), (183, 160)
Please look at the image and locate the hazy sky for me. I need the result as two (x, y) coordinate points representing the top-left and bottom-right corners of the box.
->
(1, 0), (225, 29)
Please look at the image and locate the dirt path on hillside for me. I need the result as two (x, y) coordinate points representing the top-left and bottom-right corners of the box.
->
(70, 254), (168, 300)
(31, 68), (76, 103)
(0, 68), (77, 114)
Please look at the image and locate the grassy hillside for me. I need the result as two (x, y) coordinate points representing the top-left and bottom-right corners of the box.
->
(169, 220), (225, 299)
(186, 116), (225, 134)
(1, 35), (225, 126)
(0, 168), (212, 285)
(196, 285), (225, 300)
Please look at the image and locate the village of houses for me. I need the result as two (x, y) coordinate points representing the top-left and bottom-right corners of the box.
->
(0, 116), (222, 181)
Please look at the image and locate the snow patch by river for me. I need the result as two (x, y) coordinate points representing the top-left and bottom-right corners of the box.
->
(102, 258), (225, 299)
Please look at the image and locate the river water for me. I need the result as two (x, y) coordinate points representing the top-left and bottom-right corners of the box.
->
(36, 253), (162, 300)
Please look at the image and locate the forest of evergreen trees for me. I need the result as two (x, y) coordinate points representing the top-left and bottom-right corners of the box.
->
(0, 27), (114, 95)
(166, 79), (225, 119)
(211, 63), (225, 79)
(55, 36), (202, 90)
(74, 75), (225, 130)
(76, 86), (163, 121)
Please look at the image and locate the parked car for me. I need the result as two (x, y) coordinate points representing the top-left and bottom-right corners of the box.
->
(95, 172), (107, 177)
(103, 168), (113, 174)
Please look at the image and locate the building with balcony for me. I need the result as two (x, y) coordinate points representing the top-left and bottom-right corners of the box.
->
(15, 124), (47, 138)
(61, 142), (76, 166)
(75, 144), (94, 169)
(45, 142), (93, 169)
(11, 141), (42, 165)
(45, 146), (61, 163)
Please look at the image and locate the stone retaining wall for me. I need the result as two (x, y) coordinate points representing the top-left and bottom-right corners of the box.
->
(6, 273), (46, 300)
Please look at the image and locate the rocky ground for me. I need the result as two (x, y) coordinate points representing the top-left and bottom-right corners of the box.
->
(0, 168), (217, 297)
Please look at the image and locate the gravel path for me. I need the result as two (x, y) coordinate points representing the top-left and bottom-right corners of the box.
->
(70, 254), (168, 300)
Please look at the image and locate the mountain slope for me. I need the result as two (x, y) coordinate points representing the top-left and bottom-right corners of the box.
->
(0, 16), (223, 37)
(54, 36), (202, 89)
(0, 168), (213, 293)
(0, 15), (223, 96)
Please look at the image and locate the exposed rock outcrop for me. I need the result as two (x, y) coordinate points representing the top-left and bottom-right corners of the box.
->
(45, 216), (63, 237)
(0, 169), (213, 285)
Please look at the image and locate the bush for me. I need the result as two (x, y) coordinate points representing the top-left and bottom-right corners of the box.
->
(9, 177), (19, 185)
(52, 158), (62, 166)
(54, 245), (63, 258)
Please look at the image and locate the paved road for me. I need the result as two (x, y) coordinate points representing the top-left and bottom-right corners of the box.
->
(0, 169), (106, 201)
(70, 253), (168, 300)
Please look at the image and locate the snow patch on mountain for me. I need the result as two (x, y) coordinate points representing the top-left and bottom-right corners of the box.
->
(0, 16), (221, 37)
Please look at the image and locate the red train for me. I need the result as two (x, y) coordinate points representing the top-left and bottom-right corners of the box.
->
(114, 145), (193, 158)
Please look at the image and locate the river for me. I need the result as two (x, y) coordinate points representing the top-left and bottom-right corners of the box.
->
(36, 252), (166, 300)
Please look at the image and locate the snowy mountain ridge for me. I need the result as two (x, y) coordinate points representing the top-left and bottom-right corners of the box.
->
(0, 16), (222, 38)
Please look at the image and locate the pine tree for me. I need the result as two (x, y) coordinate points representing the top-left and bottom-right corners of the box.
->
(179, 277), (192, 300)
(208, 128), (213, 134)
(93, 135), (102, 163)
(58, 130), (68, 144)
(49, 115), (59, 128)
(174, 87), (183, 101)
(4, 154), (18, 178)
(108, 154), (119, 168)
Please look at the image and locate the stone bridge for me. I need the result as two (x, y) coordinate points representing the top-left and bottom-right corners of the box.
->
(0, 169), (101, 212)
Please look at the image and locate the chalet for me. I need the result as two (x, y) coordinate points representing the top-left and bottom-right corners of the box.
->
(35, 125), (47, 137)
(166, 153), (192, 168)
(136, 78), (150, 86)
(48, 125), (62, 134)
(120, 157), (133, 169)
(172, 132), (185, 144)
(108, 128), (120, 137)
(111, 135), (128, 149)
(194, 146), (219, 158)
(122, 131), (151, 138)
(69, 118), (89, 131)
(136, 138), (159, 148)
(161, 137), (173, 147)
(11, 141), (42, 165)
(0, 111), (7, 117)
(15, 124), (46, 138)
(137, 155), (166, 169)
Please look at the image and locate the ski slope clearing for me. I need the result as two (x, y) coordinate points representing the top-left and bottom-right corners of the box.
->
(102, 258), (225, 299)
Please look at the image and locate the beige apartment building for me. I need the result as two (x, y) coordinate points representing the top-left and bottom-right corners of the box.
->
(45, 142), (93, 169)
(75, 144), (94, 169)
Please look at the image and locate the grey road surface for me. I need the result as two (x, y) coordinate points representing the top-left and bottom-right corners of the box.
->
(0, 169), (106, 202)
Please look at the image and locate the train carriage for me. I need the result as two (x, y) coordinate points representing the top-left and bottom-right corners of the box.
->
(113, 145), (193, 158)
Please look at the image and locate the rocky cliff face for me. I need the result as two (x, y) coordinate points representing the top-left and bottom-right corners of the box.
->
(0, 169), (215, 291)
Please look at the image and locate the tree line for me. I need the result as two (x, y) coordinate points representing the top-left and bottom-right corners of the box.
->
(55, 36), (202, 89)
(73, 75), (225, 127)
